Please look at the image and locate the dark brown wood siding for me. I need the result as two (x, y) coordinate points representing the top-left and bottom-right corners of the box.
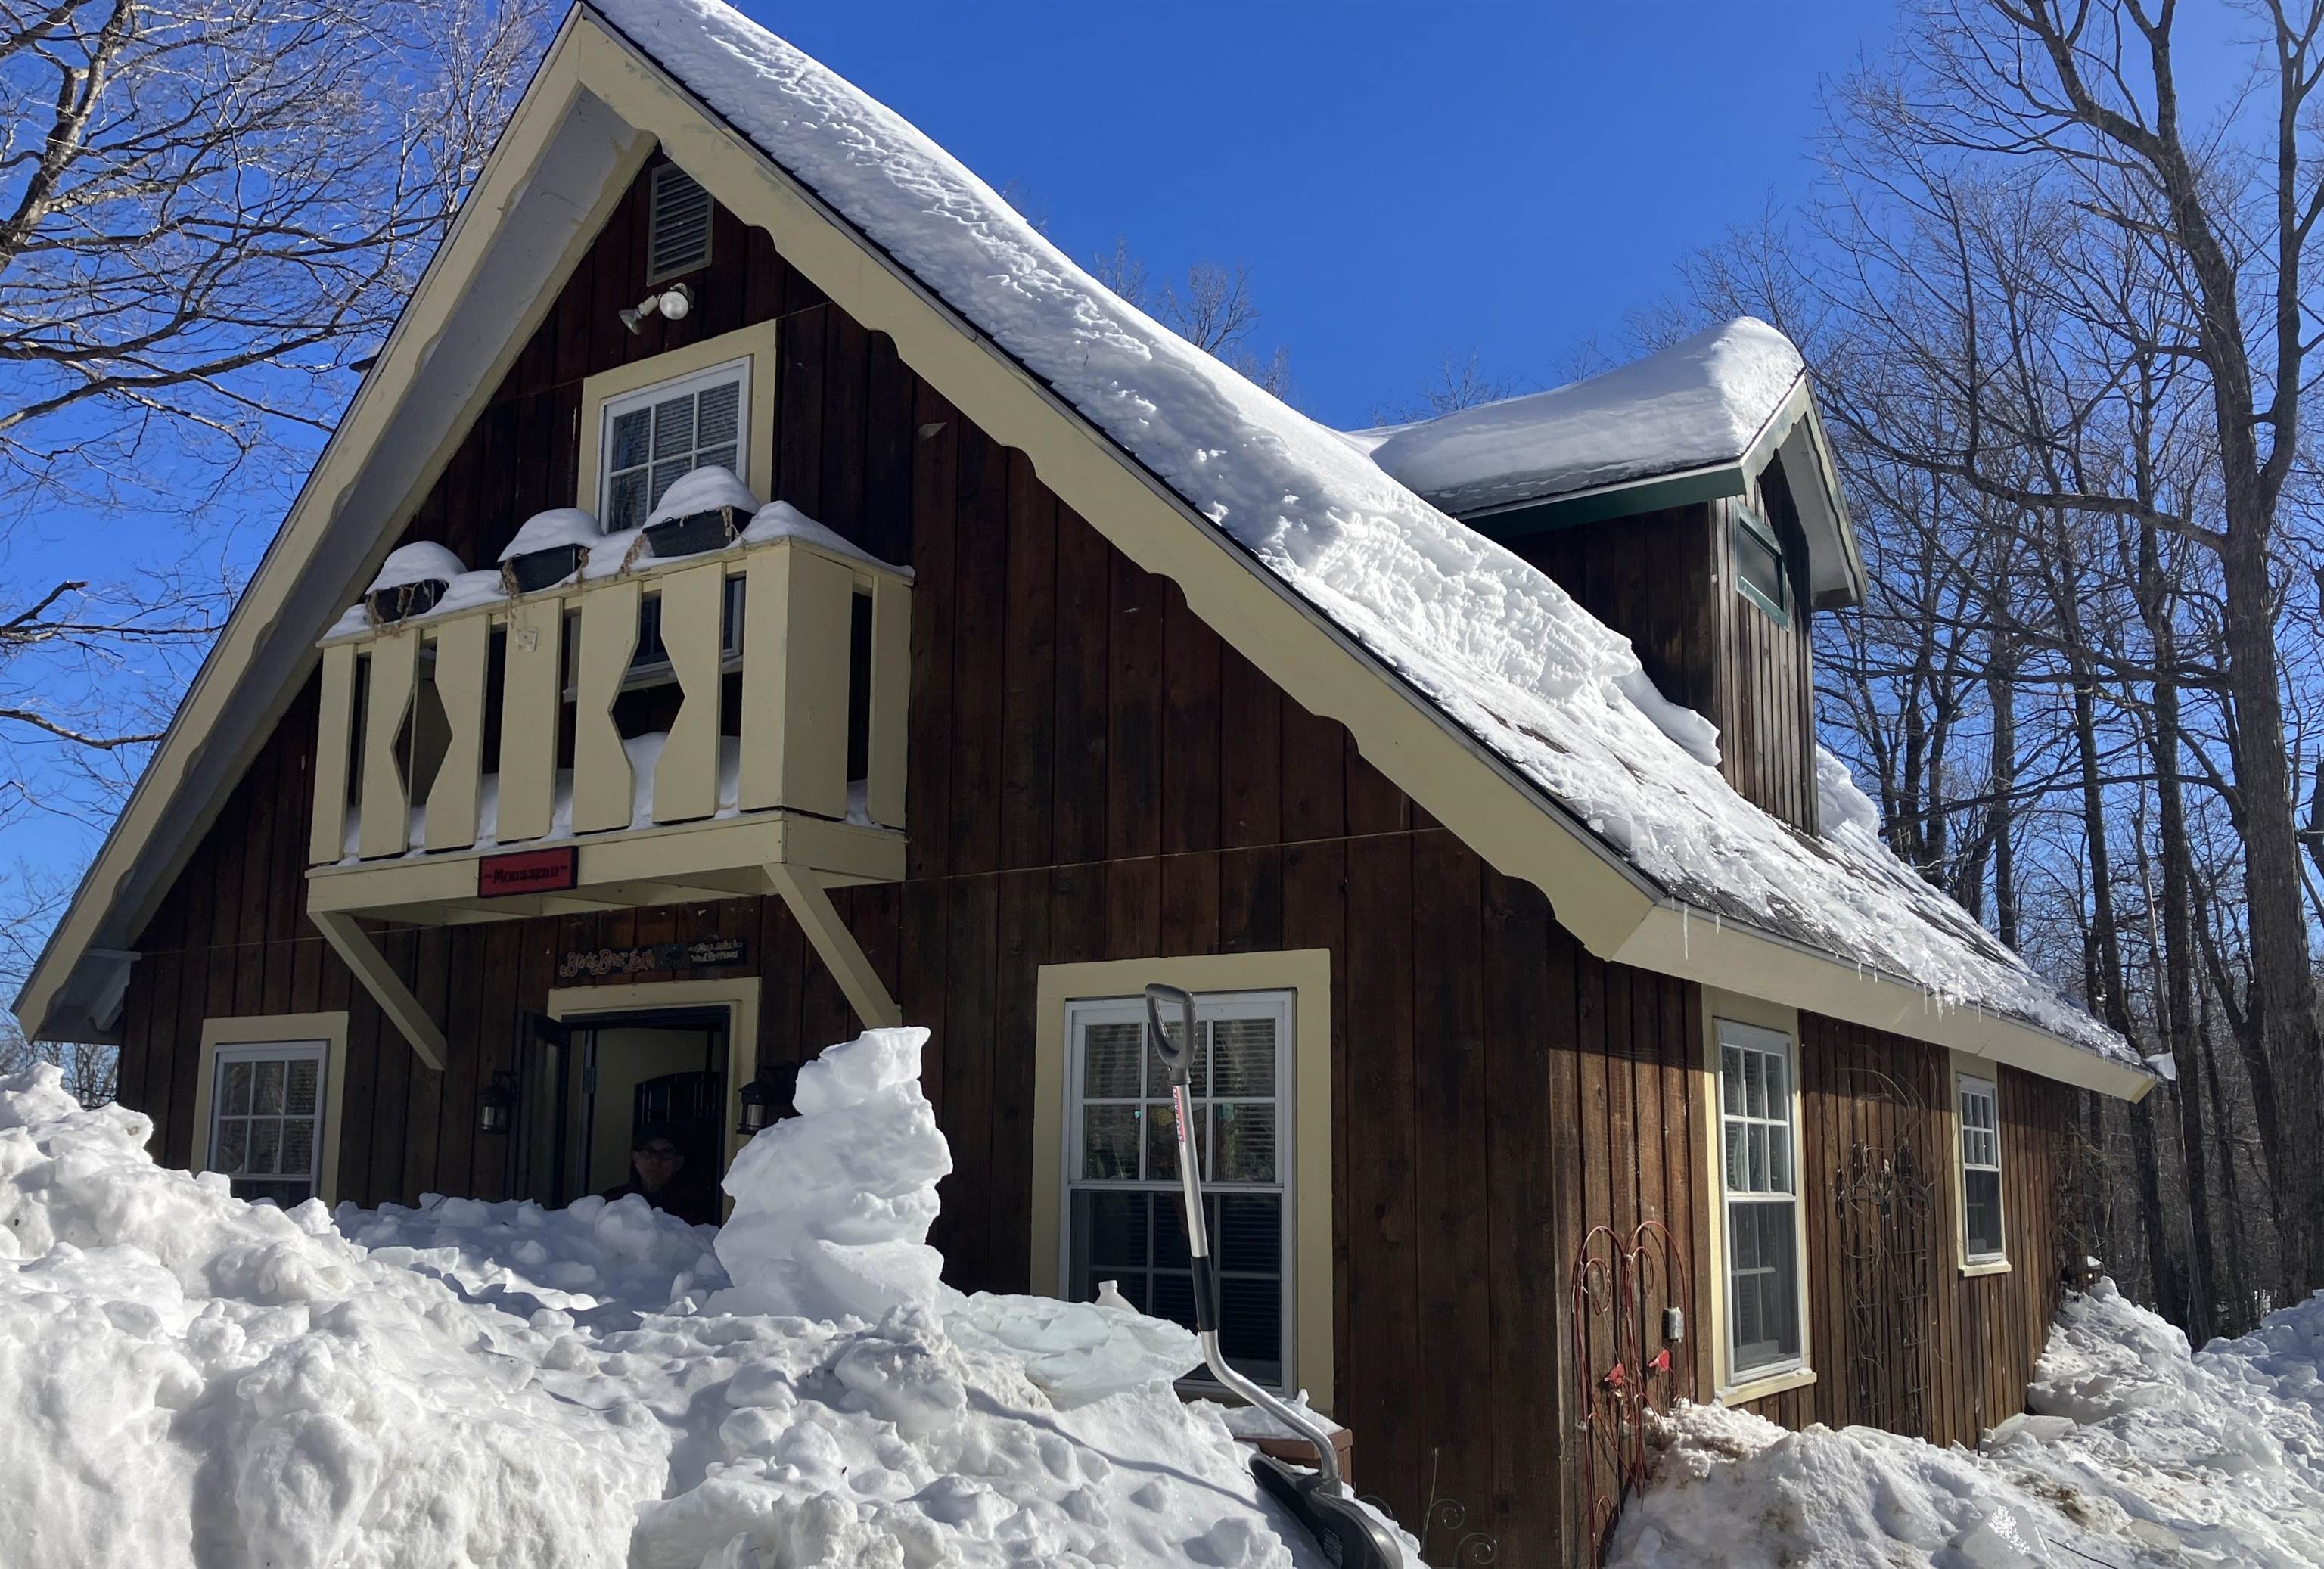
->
(110, 158), (2077, 1569)
(1513, 497), (1819, 833)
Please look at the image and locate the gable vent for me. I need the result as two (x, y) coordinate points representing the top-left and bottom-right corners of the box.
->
(647, 163), (712, 283)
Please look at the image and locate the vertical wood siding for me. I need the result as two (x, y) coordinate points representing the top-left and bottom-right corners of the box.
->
(113, 160), (2077, 1567)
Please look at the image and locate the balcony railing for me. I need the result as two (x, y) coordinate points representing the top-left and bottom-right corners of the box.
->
(307, 526), (910, 875)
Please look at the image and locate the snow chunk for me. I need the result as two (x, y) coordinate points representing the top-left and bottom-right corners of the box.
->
(738, 499), (912, 576)
(1356, 318), (1806, 515)
(498, 507), (601, 560)
(941, 1288), (1198, 1408)
(646, 464), (760, 529)
(1616, 669), (1721, 768)
(365, 540), (464, 594)
(588, 0), (2132, 1070)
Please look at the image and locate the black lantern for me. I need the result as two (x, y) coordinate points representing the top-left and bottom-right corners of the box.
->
(477, 1070), (519, 1136)
(736, 1064), (799, 1136)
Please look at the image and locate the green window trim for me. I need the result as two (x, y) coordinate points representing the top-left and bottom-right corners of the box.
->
(1732, 504), (1791, 627)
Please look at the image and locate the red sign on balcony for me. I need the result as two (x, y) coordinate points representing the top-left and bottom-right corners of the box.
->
(477, 846), (578, 897)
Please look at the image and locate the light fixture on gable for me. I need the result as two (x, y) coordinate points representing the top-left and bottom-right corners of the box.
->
(620, 281), (693, 334)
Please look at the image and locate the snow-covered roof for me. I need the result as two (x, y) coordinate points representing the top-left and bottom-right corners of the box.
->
(1351, 318), (1807, 516)
(589, 0), (2131, 1073)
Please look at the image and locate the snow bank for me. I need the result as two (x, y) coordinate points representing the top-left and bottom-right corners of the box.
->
(499, 505), (601, 559)
(4, 1043), (1364, 1567)
(1353, 318), (1806, 515)
(1607, 1280), (2324, 1567)
(588, 0), (2130, 1068)
(646, 464), (760, 529)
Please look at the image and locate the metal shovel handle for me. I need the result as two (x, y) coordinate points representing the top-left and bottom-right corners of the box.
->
(1142, 983), (1350, 1495)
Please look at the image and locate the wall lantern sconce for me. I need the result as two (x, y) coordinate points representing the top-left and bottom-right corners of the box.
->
(735, 1064), (800, 1137)
(620, 281), (693, 334)
(477, 1070), (520, 1136)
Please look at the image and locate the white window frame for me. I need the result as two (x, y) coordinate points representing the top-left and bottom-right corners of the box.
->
(594, 354), (753, 532)
(207, 1041), (330, 1207)
(1059, 988), (1297, 1393)
(1716, 1016), (1810, 1385)
(190, 1013), (350, 1207)
(1956, 1071), (2009, 1269)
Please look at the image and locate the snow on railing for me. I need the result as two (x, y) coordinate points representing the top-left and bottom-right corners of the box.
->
(309, 527), (910, 865)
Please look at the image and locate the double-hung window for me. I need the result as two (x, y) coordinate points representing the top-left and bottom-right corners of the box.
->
(1062, 990), (1293, 1390)
(1959, 1075), (2006, 1263)
(1719, 1019), (1804, 1378)
(208, 1042), (329, 1207)
(597, 359), (750, 533)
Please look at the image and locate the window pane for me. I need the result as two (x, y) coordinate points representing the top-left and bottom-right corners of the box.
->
(1966, 1169), (2005, 1257)
(253, 1061), (286, 1116)
(1767, 1124), (1789, 1194)
(231, 1178), (312, 1207)
(1744, 1049), (1766, 1119)
(1212, 1102), (1276, 1182)
(1077, 1190), (1148, 1269)
(1149, 1269), (1196, 1331)
(215, 1119), (247, 1173)
(1218, 1275), (1282, 1381)
(650, 458), (691, 508)
(1148, 1019), (1204, 1096)
(1211, 1018), (1277, 1096)
(248, 1119), (281, 1176)
(1080, 1105), (1140, 1180)
(1722, 1045), (1743, 1114)
(1765, 1051), (1787, 1111)
(1215, 1194), (1280, 1274)
(611, 408), (650, 470)
(222, 1060), (253, 1117)
(281, 1120), (315, 1181)
(607, 469), (648, 532)
(1081, 1021), (1143, 1098)
(651, 393), (695, 460)
(1748, 1123), (1767, 1190)
(1724, 1122), (1745, 1190)
(1145, 1099), (1207, 1182)
(697, 380), (741, 446)
(285, 1058), (318, 1118)
(1152, 1199), (1190, 1270)
(698, 444), (739, 479)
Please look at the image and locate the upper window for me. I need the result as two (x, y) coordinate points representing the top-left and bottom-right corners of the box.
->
(1732, 505), (1788, 623)
(647, 163), (713, 283)
(208, 1041), (329, 1207)
(1062, 990), (1293, 1391)
(598, 358), (749, 533)
(1959, 1075), (2006, 1262)
(1718, 1018), (1804, 1378)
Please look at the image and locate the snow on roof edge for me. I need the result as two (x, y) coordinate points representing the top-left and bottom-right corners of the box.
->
(582, 0), (2133, 1073)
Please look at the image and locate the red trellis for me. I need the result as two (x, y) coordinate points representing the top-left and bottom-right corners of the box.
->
(1570, 1219), (1694, 1555)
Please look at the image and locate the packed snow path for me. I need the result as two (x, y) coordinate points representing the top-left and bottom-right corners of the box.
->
(1609, 1280), (2324, 1567)
(0, 1042), (1414, 1568)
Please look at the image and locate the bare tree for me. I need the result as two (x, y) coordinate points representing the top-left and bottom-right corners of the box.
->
(1090, 236), (1295, 400)
(1, 0), (548, 756)
(1372, 350), (1521, 425)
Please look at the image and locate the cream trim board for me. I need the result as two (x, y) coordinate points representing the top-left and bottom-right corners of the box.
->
(576, 319), (780, 514)
(190, 1013), (353, 1206)
(1949, 1050), (2013, 1277)
(547, 977), (761, 1178)
(1030, 950), (1334, 1414)
(1699, 989), (1815, 1401)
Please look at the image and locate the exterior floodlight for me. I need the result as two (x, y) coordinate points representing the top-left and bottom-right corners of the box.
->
(477, 1071), (518, 1136)
(619, 281), (694, 333)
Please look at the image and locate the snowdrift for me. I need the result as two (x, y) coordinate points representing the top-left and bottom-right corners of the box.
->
(1608, 1280), (2324, 1567)
(0, 1036), (1412, 1567)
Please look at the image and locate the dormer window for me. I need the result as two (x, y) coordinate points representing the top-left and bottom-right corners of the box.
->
(1732, 504), (1788, 624)
(598, 359), (748, 531)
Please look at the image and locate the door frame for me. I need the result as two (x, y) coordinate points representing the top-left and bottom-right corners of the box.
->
(545, 977), (760, 1180)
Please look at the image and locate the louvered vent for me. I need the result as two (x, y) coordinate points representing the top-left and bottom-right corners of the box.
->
(647, 164), (712, 283)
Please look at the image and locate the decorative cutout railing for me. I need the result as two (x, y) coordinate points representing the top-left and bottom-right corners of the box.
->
(309, 529), (910, 867)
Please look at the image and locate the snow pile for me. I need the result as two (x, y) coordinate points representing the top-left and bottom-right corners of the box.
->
(499, 505), (601, 559)
(1607, 1281), (2324, 1567)
(740, 499), (913, 575)
(365, 539), (464, 593)
(587, 0), (2130, 1068)
(337, 1191), (724, 1317)
(1350, 318), (1806, 515)
(1, 1052), (1409, 1567)
(646, 464), (760, 529)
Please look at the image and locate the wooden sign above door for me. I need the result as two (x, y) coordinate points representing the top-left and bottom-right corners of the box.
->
(558, 937), (747, 979)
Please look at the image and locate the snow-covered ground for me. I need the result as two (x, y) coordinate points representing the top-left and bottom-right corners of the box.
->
(0, 1035), (1413, 1567)
(1610, 1279), (2324, 1567)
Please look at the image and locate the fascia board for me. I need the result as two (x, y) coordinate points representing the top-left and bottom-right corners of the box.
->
(14, 19), (648, 1042)
(1614, 902), (2153, 1101)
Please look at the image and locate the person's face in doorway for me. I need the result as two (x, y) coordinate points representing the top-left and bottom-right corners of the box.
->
(631, 1137), (684, 1194)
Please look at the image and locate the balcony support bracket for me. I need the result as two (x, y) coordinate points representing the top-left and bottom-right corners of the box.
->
(310, 909), (449, 1071)
(766, 862), (902, 1030)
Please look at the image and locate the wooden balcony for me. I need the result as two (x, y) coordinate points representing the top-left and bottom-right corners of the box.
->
(304, 524), (910, 930)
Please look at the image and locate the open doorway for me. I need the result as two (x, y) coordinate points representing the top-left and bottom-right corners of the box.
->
(523, 1004), (729, 1222)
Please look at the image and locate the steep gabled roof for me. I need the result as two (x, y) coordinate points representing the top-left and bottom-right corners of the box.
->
(17, 0), (2148, 1099)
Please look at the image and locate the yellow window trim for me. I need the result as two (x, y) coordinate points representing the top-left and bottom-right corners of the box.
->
(1699, 987), (1815, 1402)
(546, 976), (761, 1179)
(1030, 949), (1334, 1414)
(1948, 1049), (2012, 1276)
(190, 1012), (353, 1206)
(575, 318), (781, 514)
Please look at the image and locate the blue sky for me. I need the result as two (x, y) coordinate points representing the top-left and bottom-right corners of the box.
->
(746, 0), (1894, 428)
(11, 2), (1902, 937)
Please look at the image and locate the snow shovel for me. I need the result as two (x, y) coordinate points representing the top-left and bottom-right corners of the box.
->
(1145, 983), (1404, 1569)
